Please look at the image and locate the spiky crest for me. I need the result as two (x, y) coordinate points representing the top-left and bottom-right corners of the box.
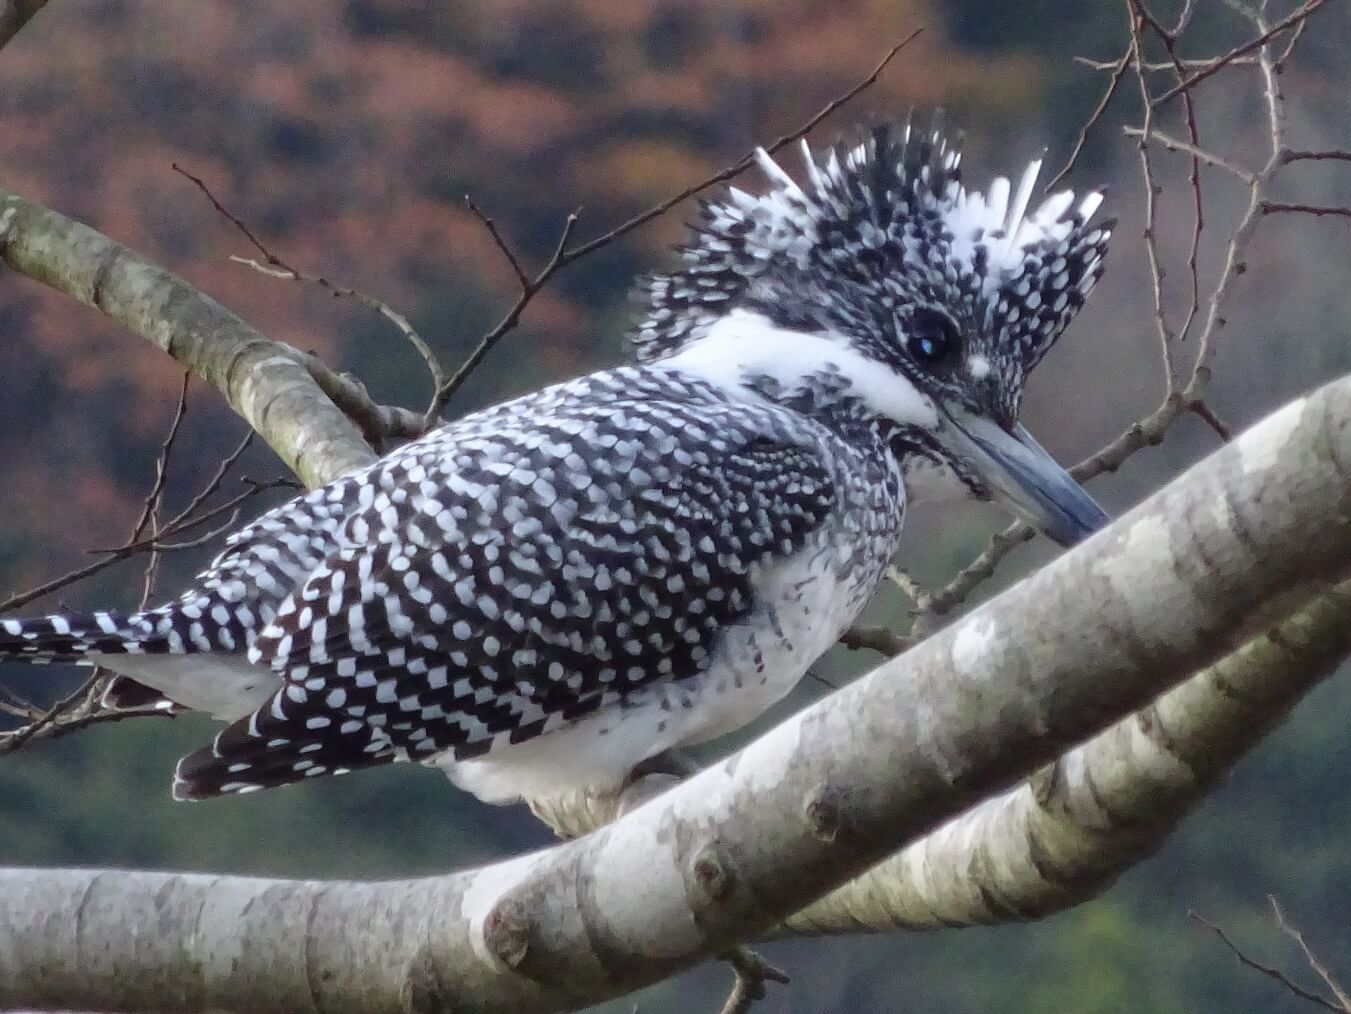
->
(630, 120), (1113, 404)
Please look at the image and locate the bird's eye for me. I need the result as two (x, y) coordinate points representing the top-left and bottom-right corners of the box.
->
(906, 309), (961, 366)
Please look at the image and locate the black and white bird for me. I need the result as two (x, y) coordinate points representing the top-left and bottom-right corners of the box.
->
(0, 124), (1111, 804)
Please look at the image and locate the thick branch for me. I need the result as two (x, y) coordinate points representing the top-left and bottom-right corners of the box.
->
(4, 374), (1351, 1013)
(0, 188), (376, 488)
(782, 579), (1351, 933)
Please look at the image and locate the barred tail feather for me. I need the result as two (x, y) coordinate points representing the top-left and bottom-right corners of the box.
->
(0, 610), (164, 662)
(172, 689), (397, 800)
(1, 608), (278, 721)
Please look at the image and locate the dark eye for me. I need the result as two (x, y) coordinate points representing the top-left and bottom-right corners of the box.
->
(906, 309), (961, 365)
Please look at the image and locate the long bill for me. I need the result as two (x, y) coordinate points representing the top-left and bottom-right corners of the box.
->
(944, 410), (1109, 548)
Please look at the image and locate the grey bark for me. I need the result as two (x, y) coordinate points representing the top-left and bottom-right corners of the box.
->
(1, 376), (1349, 1012)
(0, 188), (377, 488)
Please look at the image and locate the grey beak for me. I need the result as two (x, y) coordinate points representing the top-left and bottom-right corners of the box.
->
(947, 412), (1109, 548)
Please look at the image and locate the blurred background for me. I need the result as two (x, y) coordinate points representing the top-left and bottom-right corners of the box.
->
(2, 1), (1350, 1011)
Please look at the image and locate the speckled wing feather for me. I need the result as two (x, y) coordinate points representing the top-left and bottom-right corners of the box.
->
(173, 370), (837, 798)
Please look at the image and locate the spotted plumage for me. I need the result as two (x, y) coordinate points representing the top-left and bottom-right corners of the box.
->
(0, 122), (1112, 803)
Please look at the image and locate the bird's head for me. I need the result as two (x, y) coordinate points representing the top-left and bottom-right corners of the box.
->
(632, 121), (1113, 547)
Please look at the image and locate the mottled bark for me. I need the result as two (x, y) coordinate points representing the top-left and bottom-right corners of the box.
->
(2, 379), (1350, 1013)
(782, 580), (1351, 933)
(0, 188), (377, 488)
(533, 579), (1351, 936)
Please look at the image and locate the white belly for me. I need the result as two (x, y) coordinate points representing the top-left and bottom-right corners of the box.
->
(441, 542), (863, 804)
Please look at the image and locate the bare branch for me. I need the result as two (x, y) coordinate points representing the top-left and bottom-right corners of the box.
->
(1192, 910), (1347, 1013)
(1152, 0), (1326, 107)
(433, 28), (926, 417)
(1127, 2), (1180, 384)
(560, 29), (923, 264)
(837, 625), (912, 656)
(428, 209), (581, 420)
(1270, 897), (1351, 1011)
(172, 163), (449, 420)
(1123, 126), (1256, 181)
(1260, 201), (1351, 219)
(0, 188), (378, 488)
(1046, 45), (1131, 192)
(7, 371), (1351, 1011)
(1281, 149), (1351, 166)
(464, 196), (532, 290)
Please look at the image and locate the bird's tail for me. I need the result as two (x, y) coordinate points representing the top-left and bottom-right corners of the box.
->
(0, 610), (170, 662)
(173, 689), (397, 800)
(1, 609), (197, 713)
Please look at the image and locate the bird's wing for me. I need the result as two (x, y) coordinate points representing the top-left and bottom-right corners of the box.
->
(174, 393), (838, 798)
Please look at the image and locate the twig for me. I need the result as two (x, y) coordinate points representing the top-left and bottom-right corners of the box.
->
(1260, 202), (1351, 219)
(1153, 0), (1326, 106)
(716, 947), (789, 1014)
(561, 28), (924, 264)
(1127, 1), (1179, 385)
(1123, 127), (1255, 182)
(132, 372), (191, 607)
(440, 29), (926, 423)
(1281, 150), (1351, 166)
(1076, 55), (1260, 71)
(1138, 0), (1204, 344)
(1046, 45), (1132, 192)
(293, 349), (428, 447)
(1191, 910), (1347, 1012)
(1190, 400), (1233, 441)
(464, 197), (531, 289)
(172, 163), (448, 422)
(429, 210), (581, 420)
(1, 477), (290, 612)
(1270, 897), (1351, 1011)
(916, 522), (1035, 627)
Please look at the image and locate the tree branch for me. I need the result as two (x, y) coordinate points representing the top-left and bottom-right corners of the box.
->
(0, 187), (378, 488)
(5, 372), (1351, 1012)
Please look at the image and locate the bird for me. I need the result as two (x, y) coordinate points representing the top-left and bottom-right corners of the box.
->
(0, 122), (1112, 805)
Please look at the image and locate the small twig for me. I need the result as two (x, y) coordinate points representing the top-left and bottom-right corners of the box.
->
(429, 209), (582, 421)
(716, 947), (789, 1014)
(1190, 400), (1233, 441)
(88, 481), (292, 557)
(883, 565), (926, 604)
(1152, 0), (1325, 106)
(1127, 1), (1180, 386)
(442, 30), (926, 424)
(1260, 202), (1351, 219)
(918, 521), (1036, 625)
(1077, 55), (1261, 71)
(562, 28), (924, 265)
(1046, 45), (1132, 192)
(172, 163), (448, 417)
(1270, 897), (1351, 1011)
(1123, 127), (1256, 182)
(132, 372), (191, 608)
(1137, 0), (1205, 344)
(464, 197), (531, 290)
(1191, 909), (1347, 1012)
(143, 510), (242, 551)
(1281, 149), (1351, 166)
(2, 477), (288, 613)
(294, 349), (429, 447)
